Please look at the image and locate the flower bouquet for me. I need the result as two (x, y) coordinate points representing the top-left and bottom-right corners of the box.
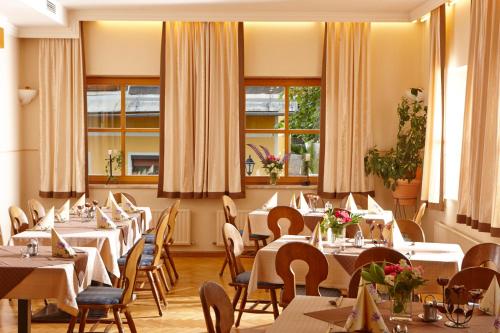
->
(362, 260), (426, 321)
(321, 208), (362, 243)
(247, 144), (289, 185)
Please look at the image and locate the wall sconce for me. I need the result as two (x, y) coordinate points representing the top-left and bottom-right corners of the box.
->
(18, 87), (38, 106)
(245, 155), (255, 176)
(0, 27), (4, 49)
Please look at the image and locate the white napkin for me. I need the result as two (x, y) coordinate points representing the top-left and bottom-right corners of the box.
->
(55, 200), (70, 222)
(96, 207), (117, 229)
(105, 191), (117, 209)
(71, 194), (85, 213)
(110, 198), (130, 222)
(299, 192), (309, 211)
(33, 207), (55, 231)
(480, 276), (500, 315)
(262, 192), (278, 210)
(367, 195), (384, 214)
(51, 228), (76, 258)
(289, 193), (297, 209)
(344, 284), (389, 333)
(345, 193), (358, 212)
(120, 194), (138, 213)
(309, 223), (323, 252)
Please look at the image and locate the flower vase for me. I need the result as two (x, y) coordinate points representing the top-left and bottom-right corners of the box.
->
(322, 228), (334, 243)
(390, 290), (413, 321)
(332, 227), (346, 245)
(269, 172), (279, 185)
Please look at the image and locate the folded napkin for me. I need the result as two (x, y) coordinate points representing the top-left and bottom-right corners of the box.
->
(367, 195), (384, 214)
(33, 207), (55, 231)
(345, 193), (358, 212)
(289, 193), (297, 209)
(344, 284), (389, 333)
(55, 199), (70, 222)
(71, 194), (85, 213)
(110, 197), (130, 222)
(51, 228), (76, 258)
(96, 207), (117, 229)
(262, 192), (278, 210)
(105, 191), (117, 209)
(309, 223), (323, 252)
(480, 276), (500, 315)
(299, 192), (309, 211)
(120, 194), (138, 213)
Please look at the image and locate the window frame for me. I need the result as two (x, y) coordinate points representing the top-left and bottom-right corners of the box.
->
(244, 77), (321, 185)
(86, 76), (160, 184)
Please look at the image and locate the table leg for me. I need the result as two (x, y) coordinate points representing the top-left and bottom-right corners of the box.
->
(18, 299), (31, 333)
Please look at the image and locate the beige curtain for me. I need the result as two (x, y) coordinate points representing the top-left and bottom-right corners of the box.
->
(457, 0), (500, 237)
(158, 22), (244, 199)
(39, 37), (86, 198)
(319, 22), (373, 198)
(421, 5), (445, 204)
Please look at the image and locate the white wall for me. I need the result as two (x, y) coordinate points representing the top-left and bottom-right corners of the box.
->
(0, 26), (21, 245)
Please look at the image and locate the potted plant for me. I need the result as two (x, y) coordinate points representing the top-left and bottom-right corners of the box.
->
(364, 88), (427, 204)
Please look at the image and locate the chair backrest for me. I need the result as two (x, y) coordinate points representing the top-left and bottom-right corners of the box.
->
(222, 195), (237, 227)
(461, 243), (500, 271)
(447, 267), (500, 304)
(120, 238), (145, 304)
(275, 242), (328, 307)
(199, 281), (234, 333)
(113, 192), (138, 206)
(28, 199), (46, 226)
(151, 212), (171, 266)
(8, 206), (29, 235)
(222, 223), (245, 282)
(267, 206), (305, 239)
(165, 200), (181, 243)
(351, 193), (368, 210)
(413, 202), (427, 226)
(396, 219), (426, 242)
(354, 247), (410, 271)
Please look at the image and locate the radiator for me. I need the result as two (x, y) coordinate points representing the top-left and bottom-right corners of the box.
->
(215, 210), (251, 246)
(151, 208), (192, 246)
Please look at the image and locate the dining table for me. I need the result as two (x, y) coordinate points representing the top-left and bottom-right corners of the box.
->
(265, 295), (497, 333)
(0, 245), (111, 333)
(248, 235), (464, 295)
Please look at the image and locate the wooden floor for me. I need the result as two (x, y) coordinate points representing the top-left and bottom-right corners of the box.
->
(0, 256), (274, 333)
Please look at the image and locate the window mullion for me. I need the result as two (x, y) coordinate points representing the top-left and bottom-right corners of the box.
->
(121, 83), (126, 178)
(284, 85), (290, 177)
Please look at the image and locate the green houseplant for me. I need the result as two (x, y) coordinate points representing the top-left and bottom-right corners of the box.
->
(364, 88), (427, 199)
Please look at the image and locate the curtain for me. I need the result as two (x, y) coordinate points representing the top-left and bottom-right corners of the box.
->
(457, 0), (500, 237)
(158, 22), (244, 199)
(39, 35), (86, 198)
(319, 22), (373, 198)
(421, 5), (445, 204)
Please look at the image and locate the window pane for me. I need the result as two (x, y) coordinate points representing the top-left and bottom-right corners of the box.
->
(125, 85), (160, 128)
(125, 132), (160, 175)
(245, 133), (285, 176)
(289, 134), (320, 176)
(288, 86), (320, 129)
(245, 86), (285, 129)
(88, 132), (122, 176)
(87, 85), (121, 128)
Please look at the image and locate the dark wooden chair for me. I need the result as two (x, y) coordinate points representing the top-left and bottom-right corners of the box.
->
(113, 192), (138, 206)
(275, 242), (340, 307)
(27, 199), (45, 227)
(396, 219), (426, 242)
(461, 243), (500, 271)
(67, 238), (145, 333)
(267, 206), (305, 240)
(351, 193), (368, 210)
(447, 267), (500, 304)
(222, 223), (281, 327)
(8, 206), (29, 235)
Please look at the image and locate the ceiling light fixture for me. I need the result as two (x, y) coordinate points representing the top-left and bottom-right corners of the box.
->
(18, 87), (38, 106)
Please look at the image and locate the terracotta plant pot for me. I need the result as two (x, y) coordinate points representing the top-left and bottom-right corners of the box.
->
(392, 179), (421, 205)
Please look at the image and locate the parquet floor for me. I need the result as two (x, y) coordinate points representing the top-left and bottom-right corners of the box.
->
(0, 256), (274, 333)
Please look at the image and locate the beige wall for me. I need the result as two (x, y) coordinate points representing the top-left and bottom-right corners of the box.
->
(0, 27), (21, 245)
(16, 20), (434, 251)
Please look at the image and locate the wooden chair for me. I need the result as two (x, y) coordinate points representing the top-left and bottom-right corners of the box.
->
(222, 223), (281, 327)
(67, 238), (145, 333)
(27, 199), (45, 226)
(396, 219), (426, 242)
(113, 192), (138, 206)
(351, 193), (368, 210)
(219, 195), (269, 276)
(267, 206), (305, 240)
(461, 243), (500, 271)
(118, 212), (171, 316)
(446, 267), (500, 304)
(275, 242), (340, 307)
(8, 206), (29, 235)
(413, 202), (427, 226)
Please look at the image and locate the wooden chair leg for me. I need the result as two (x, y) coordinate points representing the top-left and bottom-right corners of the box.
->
(165, 247), (179, 280)
(219, 258), (228, 276)
(269, 288), (280, 319)
(146, 271), (163, 316)
(158, 265), (171, 293)
(78, 308), (89, 333)
(235, 288), (248, 327)
(232, 286), (242, 309)
(163, 260), (175, 286)
(67, 315), (77, 333)
(124, 308), (138, 333)
(253, 239), (260, 251)
(112, 308), (124, 333)
(153, 270), (168, 307)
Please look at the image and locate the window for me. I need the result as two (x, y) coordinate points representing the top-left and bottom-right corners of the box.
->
(244, 78), (321, 184)
(87, 77), (160, 184)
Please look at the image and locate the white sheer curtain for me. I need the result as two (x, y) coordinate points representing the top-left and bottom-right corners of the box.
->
(319, 22), (373, 198)
(158, 22), (243, 198)
(39, 37), (86, 198)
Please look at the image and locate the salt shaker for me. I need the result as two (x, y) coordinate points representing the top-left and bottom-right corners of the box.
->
(354, 231), (364, 248)
(28, 238), (38, 256)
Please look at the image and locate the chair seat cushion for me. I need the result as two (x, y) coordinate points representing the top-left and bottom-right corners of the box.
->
(249, 233), (269, 240)
(143, 233), (155, 244)
(118, 254), (154, 267)
(76, 286), (124, 305)
(143, 243), (156, 255)
(235, 271), (281, 289)
(296, 285), (342, 298)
